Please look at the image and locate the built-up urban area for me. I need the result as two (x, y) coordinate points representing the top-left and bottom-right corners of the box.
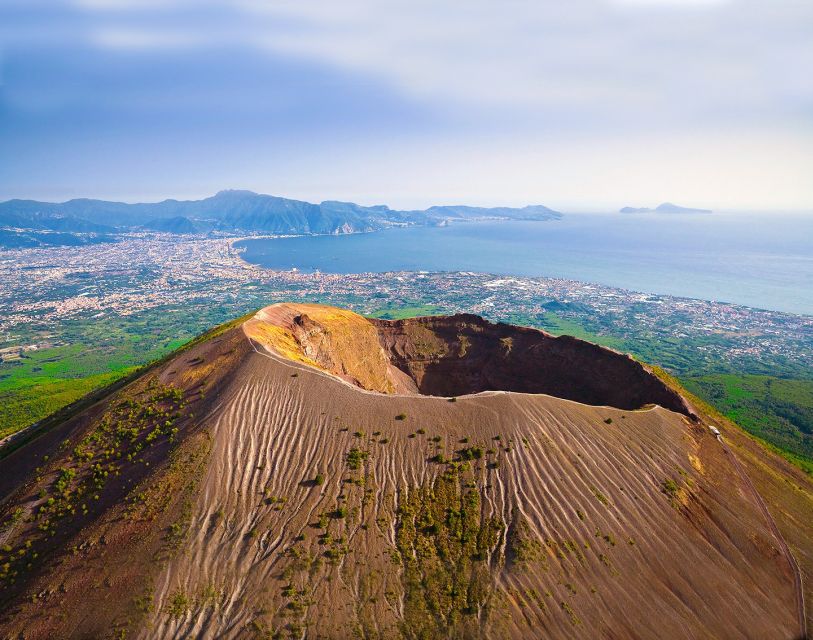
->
(1, 233), (809, 377)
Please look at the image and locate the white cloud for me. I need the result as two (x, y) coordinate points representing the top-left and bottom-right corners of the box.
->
(238, 0), (813, 129)
(28, 1), (813, 130)
(3, 0), (811, 208)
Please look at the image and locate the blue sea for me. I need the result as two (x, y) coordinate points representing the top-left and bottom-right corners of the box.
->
(235, 212), (813, 316)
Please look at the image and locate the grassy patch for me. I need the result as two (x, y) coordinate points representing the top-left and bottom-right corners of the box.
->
(506, 516), (546, 568)
(0, 377), (204, 588)
(366, 305), (444, 320)
(514, 312), (623, 349)
(0, 370), (136, 440)
(682, 374), (813, 469)
(346, 448), (369, 471)
(0, 305), (256, 441)
(165, 589), (191, 618)
(395, 467), (503, 638)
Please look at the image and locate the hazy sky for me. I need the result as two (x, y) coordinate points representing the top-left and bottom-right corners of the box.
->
(1, 0), (811, 210)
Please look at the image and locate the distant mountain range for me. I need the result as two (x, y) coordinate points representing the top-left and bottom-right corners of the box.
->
(0, 190), (562, 248)
(620, 202), (712, 214)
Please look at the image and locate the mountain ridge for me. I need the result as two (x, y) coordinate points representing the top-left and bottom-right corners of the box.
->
(0, 191), (562, 247)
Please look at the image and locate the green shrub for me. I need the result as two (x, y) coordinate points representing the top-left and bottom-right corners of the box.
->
(165, 589), (190, 618)
(346, 448), (369, 470)
(459, 446), (484, 460)
(661, 478), (679, 497)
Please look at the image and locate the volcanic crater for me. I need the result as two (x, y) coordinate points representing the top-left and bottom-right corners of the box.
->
(246, 303), (692, 415)
(0, 302), (809, 640)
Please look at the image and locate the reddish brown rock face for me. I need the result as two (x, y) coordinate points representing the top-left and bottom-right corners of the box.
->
(371, 314), (692, 414)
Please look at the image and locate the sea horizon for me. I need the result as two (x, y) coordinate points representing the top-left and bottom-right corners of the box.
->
(235, 212), (813, 316)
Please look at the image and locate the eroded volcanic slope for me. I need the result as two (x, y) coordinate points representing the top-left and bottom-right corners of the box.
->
(1, 303), (811, 640)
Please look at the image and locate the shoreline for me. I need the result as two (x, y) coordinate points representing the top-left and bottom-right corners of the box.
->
(230, 233), (813, 320)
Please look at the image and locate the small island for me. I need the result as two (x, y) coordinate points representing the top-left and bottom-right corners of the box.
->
(620, 202), (712, 214)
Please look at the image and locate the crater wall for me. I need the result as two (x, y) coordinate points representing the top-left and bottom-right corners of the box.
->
(373, 314), (692, 414)
(247, 304), (692, 414)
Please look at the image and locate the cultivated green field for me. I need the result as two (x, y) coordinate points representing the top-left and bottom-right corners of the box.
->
(0, 310), (219, 439)
(682, 374), (813, 472)
(0, 371), (134, 440)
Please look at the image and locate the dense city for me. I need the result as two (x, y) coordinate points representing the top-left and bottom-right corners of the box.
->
(1, 233), (810, 374)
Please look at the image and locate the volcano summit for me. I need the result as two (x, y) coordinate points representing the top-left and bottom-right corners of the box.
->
(0, 304), (810, 639)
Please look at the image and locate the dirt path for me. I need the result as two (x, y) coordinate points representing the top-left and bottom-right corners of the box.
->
(0, 420), (38, 450)
(720, 435), (808, 640)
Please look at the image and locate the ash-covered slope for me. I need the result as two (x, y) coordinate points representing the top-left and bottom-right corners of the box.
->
(0, 304), (810, 640)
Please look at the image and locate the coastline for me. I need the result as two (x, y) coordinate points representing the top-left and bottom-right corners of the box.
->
(230, 219), (813, 317)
